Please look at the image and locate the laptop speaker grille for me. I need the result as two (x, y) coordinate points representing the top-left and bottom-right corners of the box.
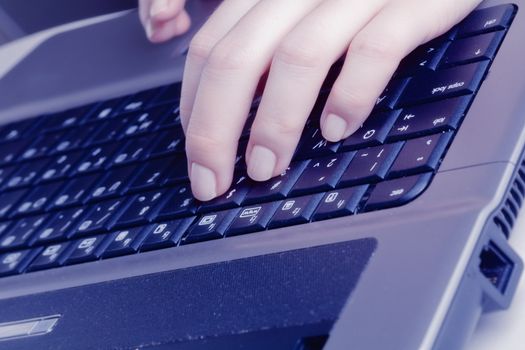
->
(494, 159), (525, 237)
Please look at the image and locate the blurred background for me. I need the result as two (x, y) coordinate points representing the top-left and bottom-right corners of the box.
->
(0, 0), (136, 44)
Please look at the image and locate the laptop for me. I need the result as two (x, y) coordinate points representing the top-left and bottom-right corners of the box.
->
(0, 0), (522, 349)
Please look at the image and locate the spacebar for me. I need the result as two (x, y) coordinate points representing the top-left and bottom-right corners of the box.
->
(397, 61), (489, 107)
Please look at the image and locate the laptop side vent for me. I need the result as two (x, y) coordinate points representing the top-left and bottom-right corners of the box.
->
(494, 159), (525, 237)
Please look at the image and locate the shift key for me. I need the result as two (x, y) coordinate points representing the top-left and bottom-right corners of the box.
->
(397, 61), (489, 107)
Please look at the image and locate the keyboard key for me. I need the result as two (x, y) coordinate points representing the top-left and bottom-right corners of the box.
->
(84, 97), (126, 122)
(149, 130), (185, 157)
(27, 242), (70, 271)
(396, 38), (449, 77)
(296, 127), (341, 159)
(268, 194), (324, 229)
(161, 156), (189, 185)
(291, 153), (355, 195)
(87, 165), (138, 202)
(86, 119), (125, 145)
(102, 227), (147, 258)
(182, 211), (238, 244)
(456, 5), (515, 38)
(155, 184), (197, 220)
(114, 190), (167, 227)
(109, 136), (153, 166)
(140, 218), (194, 251)
(341, 111), (400, 151)
(0, 249), (40, 276)
(51, 174), (100, 208)
(150, 83), (181, 105)
(3, 159), (49, 190)
(387, 97), (470, 141)
(64, 235), (108, 265)
(0, 165), (18, 187)
(37, 151), (84, 183)
(338, 143), (403, 187)
(226, 203), (280, 236)
(388, 132), (453, 177)
(0, 215), (48, 250)
(375, 79), (410, 111)
(365, 173), (433, 211)
(20, 131), (64, 160)
(73, 198), (130, 236)
(313, 186), (368, 221)
(397, 61), (489, 106)
(158, 105), (182, 129)
(14, 181), (63, 216)
(117, 88), (162, 114)
(198, 173), (251, 212)
(127, 158), (170, 192)
(0, 119), (37, 143)
(244, 161), (309, 204)
(41, 105), (93, 132)
(0, 189), (28, 219)
(441, 31), (505, 68)
(118, 107), (167, 138)
(31, 208), (85, 244)
(0, 139), (31, 165)
(75, 144), (120, 174)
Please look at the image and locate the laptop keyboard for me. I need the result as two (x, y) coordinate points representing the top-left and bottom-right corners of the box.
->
(0, 4), (516, 277)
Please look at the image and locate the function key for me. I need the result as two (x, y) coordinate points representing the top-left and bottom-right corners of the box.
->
(84, 97), (127, 122)
(341, 111), (400, 151)
(63, 235), (108, 265)
(313, 186), (368, 221)
(27, 242), (70, 271)
(182, 211), (237, 244)
(388, 132), (453, 178)
(102, 227), (147, 258)
(397, 61), (489, 107)
(140, 218), (194, 251)
(387, 96), (470, 141)
(0, 249), (40, 276)
(0, 119), (38, 143)
(268, 194), (323, 229)
(365, 173), (433, 211)
(226, 203), (280, 236)
(40, 105), (94, 133)
(440, 31), (505, 68)
(117, 87), (163, 114)
(456, 5), (516, 38)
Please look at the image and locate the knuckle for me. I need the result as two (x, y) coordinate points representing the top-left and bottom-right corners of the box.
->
(274, 40), (323, 69)
(188, 32), (215, 61)
(206, 40), (256, 71)
(256, 117), (304, 139)
(350, 32), (402, 61)
(185, 128), (225, 157)
(330, 83), (372, 114)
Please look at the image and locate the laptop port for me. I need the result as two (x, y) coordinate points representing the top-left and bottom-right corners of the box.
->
(479, 242), (514, 293)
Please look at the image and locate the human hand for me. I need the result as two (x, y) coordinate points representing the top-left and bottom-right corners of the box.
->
(139, 0), (191, 42)
(143, 0), (482, 201)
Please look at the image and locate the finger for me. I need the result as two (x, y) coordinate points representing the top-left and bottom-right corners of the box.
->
(148, 10), (191, 43)
(321, 0), (482, 141)
(247, 0), (386, 180)
(179, 0), (260, 134)
(186, 0), (323, 200)
(139, 0), (188, 41)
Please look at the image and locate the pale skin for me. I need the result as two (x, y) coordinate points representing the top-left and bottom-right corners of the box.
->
(139, 0), (483, 201)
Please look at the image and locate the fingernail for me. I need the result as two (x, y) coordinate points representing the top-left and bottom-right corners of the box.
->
(145, 20), (154, 39)
(322, 113), (347, 142)
(248, 145), (277, 182)
(150, 0), (169, 18)
(190, 163), (217, 201)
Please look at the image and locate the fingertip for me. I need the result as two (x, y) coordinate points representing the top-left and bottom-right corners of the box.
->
(147, 11), (191, 43)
